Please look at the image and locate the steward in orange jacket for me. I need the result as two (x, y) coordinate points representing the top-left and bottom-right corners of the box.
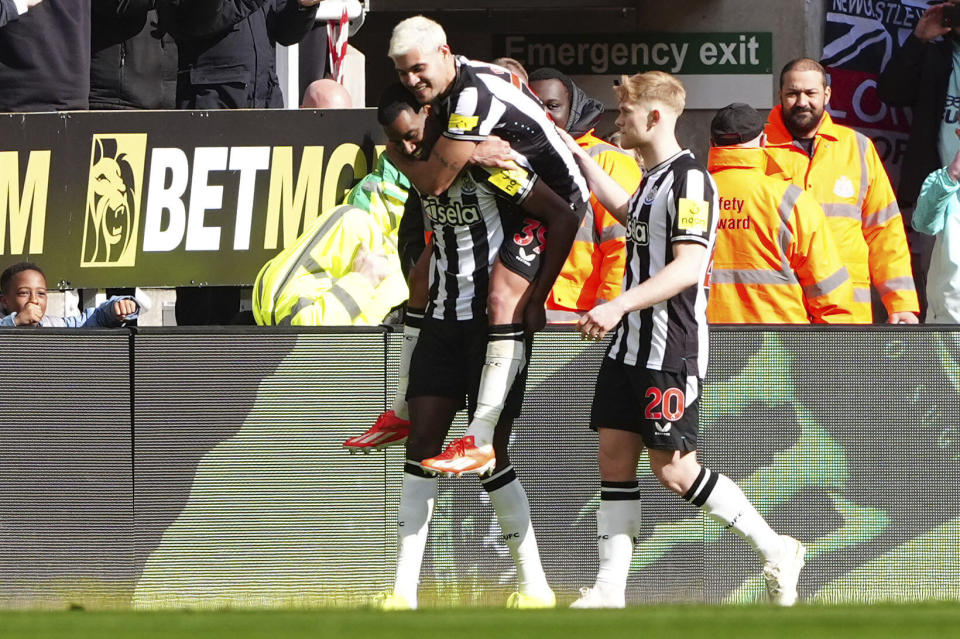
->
(528, 68), (642, 322)
(765, 80), (918, 323)
(707, 145), (856, 323)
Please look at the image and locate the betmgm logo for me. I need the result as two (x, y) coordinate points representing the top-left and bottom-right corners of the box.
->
(81, 134), (147, 267)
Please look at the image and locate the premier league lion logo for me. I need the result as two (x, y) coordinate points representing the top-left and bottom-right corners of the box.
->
(81, 134), (146, 268)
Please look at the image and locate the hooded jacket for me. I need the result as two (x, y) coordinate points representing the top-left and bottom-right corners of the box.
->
(542, 75), (641, 319)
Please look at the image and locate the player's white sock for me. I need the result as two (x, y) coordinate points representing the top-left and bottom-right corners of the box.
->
(466, 324), (525, 447)
(684, 467), (785, 562)
(482, 466), (550, 594)
(392, 463), (438, 608)
(391, 308), (423, 421)
(594, 481), (642, 594)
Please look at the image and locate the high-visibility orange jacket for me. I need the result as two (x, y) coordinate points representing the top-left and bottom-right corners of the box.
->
(546, 130), (641, 321)
(706, 146), (856, 324)
(764, 106), (918, 322)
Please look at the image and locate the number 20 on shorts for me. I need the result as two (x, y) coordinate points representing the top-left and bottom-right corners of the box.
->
(644, 387), (684, 421)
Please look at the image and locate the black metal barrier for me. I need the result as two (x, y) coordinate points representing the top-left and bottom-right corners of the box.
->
(2, 326), (959, 608)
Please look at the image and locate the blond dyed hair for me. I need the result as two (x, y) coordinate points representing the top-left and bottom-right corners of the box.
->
(389, 15), (447, 58)
(614, 71), (686, 115)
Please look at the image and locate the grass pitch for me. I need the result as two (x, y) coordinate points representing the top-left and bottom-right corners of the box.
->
(3, 603), (960, 639)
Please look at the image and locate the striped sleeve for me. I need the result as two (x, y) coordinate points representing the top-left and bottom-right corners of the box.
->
(445, 83), (496, 142)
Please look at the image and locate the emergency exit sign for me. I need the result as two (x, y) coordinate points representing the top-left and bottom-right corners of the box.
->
(494, 32), (774, 108)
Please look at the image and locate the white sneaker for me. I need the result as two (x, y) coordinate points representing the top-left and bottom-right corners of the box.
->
(569, 585), (625, 609)
(762, 535), (806, 606)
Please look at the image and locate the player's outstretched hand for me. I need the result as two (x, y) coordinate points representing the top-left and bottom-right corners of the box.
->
(555, 127), (587, 159)
(14, 301), (43, 326)
(578, 299), (625, 341)
(113, 298), (138, 321)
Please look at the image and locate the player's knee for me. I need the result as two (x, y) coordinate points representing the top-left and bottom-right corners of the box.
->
(597, 447), (636, 482)
(650, 460), (696, 495)
(406, 432), (441, 461)
(486, 286), (519, 322)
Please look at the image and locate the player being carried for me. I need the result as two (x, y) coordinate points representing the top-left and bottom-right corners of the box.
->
(343, 15), (589, 477)
(557, 71), (807, 608)
(368, 83), (578, 609)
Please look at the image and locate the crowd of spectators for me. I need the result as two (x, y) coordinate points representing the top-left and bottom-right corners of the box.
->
(2, 3), (959, 327)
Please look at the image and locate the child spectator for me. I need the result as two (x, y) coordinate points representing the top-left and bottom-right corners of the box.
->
(0, 262), (139, 327)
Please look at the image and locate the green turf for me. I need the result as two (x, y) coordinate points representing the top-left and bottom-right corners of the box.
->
(4, 604), (960, 639)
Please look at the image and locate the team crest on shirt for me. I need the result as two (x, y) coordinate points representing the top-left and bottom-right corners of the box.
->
(643, 184), (659, 205)
(678, 198), (709, 233)
(459, 173), (477, 195)
(833, 176), (855, 199)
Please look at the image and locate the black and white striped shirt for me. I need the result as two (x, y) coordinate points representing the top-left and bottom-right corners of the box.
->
(438, 56), (589, 210)
(418, 165), (532, 321)
(607, 150), (718, 378)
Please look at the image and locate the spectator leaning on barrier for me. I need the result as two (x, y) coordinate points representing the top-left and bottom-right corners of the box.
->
(0, 262), (140, 327)
(764, 58), (919, 324)
(90, 0), (178, 110)
(527, 67), (642, 323)
(706, 103), (855, 324)
(912, 127), (960, 324)
(0, 0), (90, 111)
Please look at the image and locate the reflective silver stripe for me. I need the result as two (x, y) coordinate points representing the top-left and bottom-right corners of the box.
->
(777, 185), (801, 268)
(876, 276), (917, 296)
(863, 201), (900, 228)
(574, 215), (596, 243)
(585, 142), (632, 159)
(599, 223), (626, 244)
(330, 283), (363, 320)
(853, 287), (872, 303)
(710, 268), (799, 285)
(278, 296), (317, 326)
(271, 205), (353, 325)
(301, 253), (326, 275)
(802, 266), (849, 298)
(545, 308), (583, 323)
(821, 202), (861, 220)
(855, 132), (870, 209)
(778, 184), (802, 224)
